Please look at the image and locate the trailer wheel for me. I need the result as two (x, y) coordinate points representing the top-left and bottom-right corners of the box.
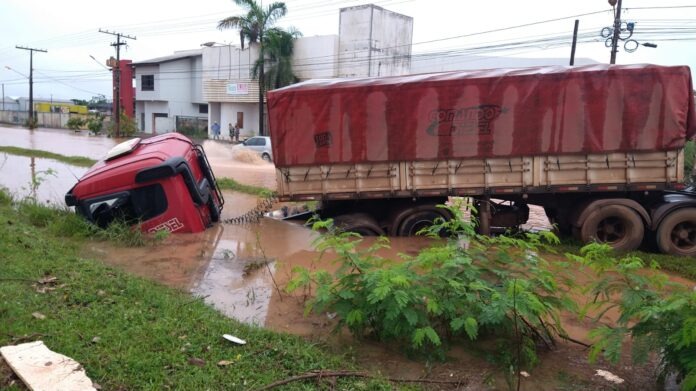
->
(656, 208), (696, 256)
(333, 213), (385, 236)
(396, 207), (452, 237)
(579, 205), (644, 251)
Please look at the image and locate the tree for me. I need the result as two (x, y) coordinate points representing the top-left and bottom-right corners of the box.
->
(253, 28), (301, 90)
(218, 0), (288, 136)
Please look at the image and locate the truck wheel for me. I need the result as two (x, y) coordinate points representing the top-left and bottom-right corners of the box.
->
(333, 213), (385, 236)
(656, 208), (696, 256)
(579, 205), (644, 251)
(396, 207), (452, 237)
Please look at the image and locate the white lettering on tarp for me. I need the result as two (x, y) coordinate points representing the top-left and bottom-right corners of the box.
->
(226, 83), (249, 95)
(148, 218), (185, 233)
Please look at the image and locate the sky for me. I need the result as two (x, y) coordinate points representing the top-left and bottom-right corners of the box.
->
(0, 0), (694, 100)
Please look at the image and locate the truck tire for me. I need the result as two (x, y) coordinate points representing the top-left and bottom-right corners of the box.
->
(333, 213), (385, 236)
(579, 204), (644, 252)
(396, 206), (452, 237)
(656, 208), (696, 256)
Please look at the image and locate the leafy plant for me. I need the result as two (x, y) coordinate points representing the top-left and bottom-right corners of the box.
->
(287, 200), (577, 388)
(87, 113), (104, 135)
(107, 111), (138, 137)
(66, 116), (85, 130)
(572, 243), (696, 390)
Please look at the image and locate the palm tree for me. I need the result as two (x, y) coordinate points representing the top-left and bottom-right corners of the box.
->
(218, 0), (287, 136)
(253, 28), (301, 90)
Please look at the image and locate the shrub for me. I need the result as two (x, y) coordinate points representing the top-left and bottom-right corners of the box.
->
(87, 114), (104, 135)
(66, 116), (85, 130)
(288, 201), (577, 386)
(572, 243), (696, 390)
(107, 111), (138, 137)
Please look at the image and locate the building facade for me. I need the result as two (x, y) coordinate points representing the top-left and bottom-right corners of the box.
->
(202, 4), (413, 139)
(338, 4), (413, 78)
(133, 49), (207, 134)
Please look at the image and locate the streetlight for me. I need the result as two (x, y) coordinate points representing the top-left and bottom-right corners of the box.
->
(5, 65), (29, 79)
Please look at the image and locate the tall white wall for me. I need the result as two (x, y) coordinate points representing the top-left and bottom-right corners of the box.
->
(292, 35), (339, 80)
(202, 45), (258, 81)
(338, 4), (413, 78)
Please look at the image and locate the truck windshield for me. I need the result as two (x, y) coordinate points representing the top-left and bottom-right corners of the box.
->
(82, 184), (168, 228)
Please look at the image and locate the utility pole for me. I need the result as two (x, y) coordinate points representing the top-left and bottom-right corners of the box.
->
(569, 20), (580, 66)
(15, 46), (47, 127)
(99, 29), (136, 137)
(609, 0), (623, 64)
(2, 84), (4, 111)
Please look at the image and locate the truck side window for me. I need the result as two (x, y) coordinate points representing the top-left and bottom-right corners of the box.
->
(83, 184), (168, 228)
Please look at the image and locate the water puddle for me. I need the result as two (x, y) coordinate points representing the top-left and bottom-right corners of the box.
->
(0, 154), (87, 204)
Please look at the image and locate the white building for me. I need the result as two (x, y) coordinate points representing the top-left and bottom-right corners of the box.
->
(337, 4), (413, 78)
(203, 4), (413, 138)
(133, 49), (206, 134)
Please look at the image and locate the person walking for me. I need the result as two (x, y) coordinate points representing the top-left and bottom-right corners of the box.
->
(234, 124), (240, 142)
(211, 122), (220, 140)
(228, 123), (234, 143)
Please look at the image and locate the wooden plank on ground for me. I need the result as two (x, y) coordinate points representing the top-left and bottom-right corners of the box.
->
(0, 341), (97, 391)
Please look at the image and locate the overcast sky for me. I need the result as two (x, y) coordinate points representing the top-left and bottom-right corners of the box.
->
(1, 0), (694, 100)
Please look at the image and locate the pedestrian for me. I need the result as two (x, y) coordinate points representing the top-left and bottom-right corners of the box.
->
(211, 122), (220, 140)
(234, 124), (240, 142)
(228, 123), (234, 142)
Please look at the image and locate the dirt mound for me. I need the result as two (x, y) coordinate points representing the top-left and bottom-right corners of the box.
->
(232, 148), (266, 164)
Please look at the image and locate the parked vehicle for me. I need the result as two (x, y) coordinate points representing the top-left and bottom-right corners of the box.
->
(65, 133), (224, 234)
(267, 64), (696, 255)
(238, 136), (273, 162)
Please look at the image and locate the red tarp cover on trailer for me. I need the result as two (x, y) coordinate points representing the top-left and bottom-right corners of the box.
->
(267, 64), (696, 167)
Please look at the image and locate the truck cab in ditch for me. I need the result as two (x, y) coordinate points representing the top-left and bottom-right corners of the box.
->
(65, 133), (224, 234)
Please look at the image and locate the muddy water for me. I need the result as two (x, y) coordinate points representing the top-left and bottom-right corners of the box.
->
(7, 127), (668, 387)
(0, 154), (87, 204)
(0, 125), (119, 159)
(201, 140), (276, 189)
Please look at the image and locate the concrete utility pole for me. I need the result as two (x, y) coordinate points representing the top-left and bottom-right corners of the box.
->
(99, 29), (136, 137)
(570, 19), (580, 66)
(609, 0), (623, 64)
(15, 46), (47, 126)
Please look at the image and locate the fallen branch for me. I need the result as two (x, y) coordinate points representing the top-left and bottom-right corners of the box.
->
(253, 369), (467, 390)
(558, 334), (592, 349)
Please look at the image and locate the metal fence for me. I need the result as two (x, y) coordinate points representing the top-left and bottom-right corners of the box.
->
(0, 110), (71, 128)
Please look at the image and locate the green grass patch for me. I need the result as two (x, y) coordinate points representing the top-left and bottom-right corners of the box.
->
(0, 146), (97, 168)
(217, 177), (274, 197)
(0, 189), (393, 390)
(558, 240), (696, 281)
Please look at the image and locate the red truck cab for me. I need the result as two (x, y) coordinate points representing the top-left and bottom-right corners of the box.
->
(65, 133), (224, 234)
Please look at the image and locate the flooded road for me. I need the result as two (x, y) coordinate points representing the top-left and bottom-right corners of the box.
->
(4, 126), (682, 388)
(0, 125), (119, 159)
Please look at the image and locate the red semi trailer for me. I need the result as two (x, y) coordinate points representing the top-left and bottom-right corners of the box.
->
(66, 133), (224, 234)
(268, 64), (696, 255)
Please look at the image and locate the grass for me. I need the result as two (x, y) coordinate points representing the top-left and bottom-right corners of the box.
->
(0, 190), (394, 390)
(0, 146), (97, 168)
(217, 177), (275, 197)
(558, 239), (696, 281)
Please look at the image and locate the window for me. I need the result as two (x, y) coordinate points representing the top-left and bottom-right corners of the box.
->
(141, 75), (154, 91)
(199, 104), (208, 114)
(81, 184), (168, 228)
(245, 137), (266, 146)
